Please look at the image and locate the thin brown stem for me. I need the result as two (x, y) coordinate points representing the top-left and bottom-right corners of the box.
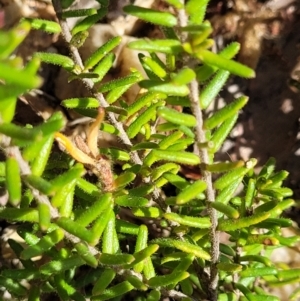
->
(177, 1), (219, 300)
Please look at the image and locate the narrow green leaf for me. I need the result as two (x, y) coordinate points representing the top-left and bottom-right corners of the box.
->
(200, 70), (230, 109)
(217, 262), (242, 273)
(114, 172), (136, 188)
(92, 268), (116, 296)
(152, 238), (210, 259)
(215, 179), (241, 204)
(20, 229), (64, 260)
(172, 68), (196, 85)
(143, 257), (156, 280)
(70, 30), (89, 48)
(204, 96), (248, 130)
(38, 203), (51, 231)
(164, 212), (210, 228)
(55, 217), (94, 243)
(132, 207), (163, 218)
(31, 134), (55, 176)
(126, 91), (166, 117)
(0, 276), (27, 296)
(99, 71), (142, 93)
(239, 255), (272, 267)
(102, 211), (119, 254)
(0, 123), (39, 142)
(99, 253), (134, 265)
(2, 269), (40, 280)
(75, 242), (98, 268)
(123, 245), (159, 270)
(92, 53), (115, 83)
(115, 219), (139, 235)
(0, 208), (38, 222)
(40, 256), (85, 275)
(128, 39), (182, 54)
(268, 170), (289, 186)
(62, 97), (99, 109)
(245, 178), (256, 208)
(211, 202), (239, 218)
(278, 268), (300, 281)
(128, 184), (154, 196)
(6, 157), (21, 206)
(62, 8), (97, 19)
(218, 211), (271, 231)
(240, 267), (277, 278)
(127, 101), (163, 138)
(147, 290), (161, 301)
(142, 56), (167, 78)
(159, 131), (184, 149)
(71, 8), (107, 35)
(54, 274), (77, 300)
(34, 52), (74, 70)
(115, 195), (148, 207)
(203, 160), (244, 173)
(127, 275), (148, 291)
(219, 243), (235, 256)
(210, 114), (238, 153)
(214, 167), (249, 190)
(157, 106), (196, 127)
(131, 142), (159, 151)
(151, 163), (179, 181)
(91, 209), (113, 246)
(76, 177), (98, 195)
(76, 193), (112, 227)
(145, 149), (200, 167)
(196, 42), (240, 81)
(254, 200), (277, 215)
(140, 80), (189, 96)
(271, 198), (295, 215)
(164, 0), (183, 8)
(256, 217), (292, 228)
(148, 271), (189, 287)
(259, 157), (276, 179)
(186, 0), (210, 24)
(52, 178), (76, 210)
(91, 281), (134, 301)
(50, 163), (84, 190)
(196, 50), (255, 78)
(17, 227), (39, 245)
(134, 225), (148, 272)
(84, 36), (121, 70)
(163, 172), (189, 190)
(100, 147), (130, 161)
(123, 5), (177, 27)
(176, 180), (207, 204)
(25, 18), (61, 33)
(61, 0), (77, 8)
(24, 174), (54, 195)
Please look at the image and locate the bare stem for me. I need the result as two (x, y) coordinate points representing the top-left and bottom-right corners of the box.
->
(177, 2), (219, 300)
(189, 79), (219, 300)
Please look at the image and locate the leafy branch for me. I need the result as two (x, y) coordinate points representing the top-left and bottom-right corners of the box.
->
(0, 1), (298, 301)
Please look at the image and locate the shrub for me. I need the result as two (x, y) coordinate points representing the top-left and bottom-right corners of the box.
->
(0, 1), (298, 300)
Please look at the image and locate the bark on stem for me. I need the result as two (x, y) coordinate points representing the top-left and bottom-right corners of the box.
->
(177, 2), (219, 299)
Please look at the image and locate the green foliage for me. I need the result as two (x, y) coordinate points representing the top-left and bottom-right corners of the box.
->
(0, 2), (297, 301)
